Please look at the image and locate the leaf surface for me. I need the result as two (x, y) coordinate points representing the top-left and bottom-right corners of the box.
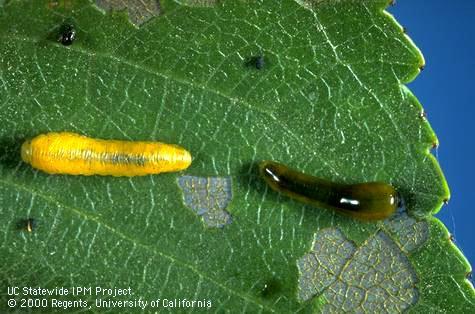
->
(0, 0), (473, 312)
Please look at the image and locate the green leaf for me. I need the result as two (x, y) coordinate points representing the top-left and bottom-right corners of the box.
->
(0, 0), (473, 312)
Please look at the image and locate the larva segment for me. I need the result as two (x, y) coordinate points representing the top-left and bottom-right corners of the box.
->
(21, 132), (192, 176)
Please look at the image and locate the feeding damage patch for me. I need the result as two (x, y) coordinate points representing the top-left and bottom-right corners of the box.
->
(382, 211), (429, 253)
(178, 176), (233, 228)
(95, 0), (160, 26)
(298, 228), (418, 312)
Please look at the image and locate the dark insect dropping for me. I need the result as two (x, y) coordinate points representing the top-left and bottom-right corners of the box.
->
(17, 218), (37, 232)
(260, 278), (282, 299)
(246, 55), (265, 70)
(449, 233), (456, 243)
(254, 56), (265, 69)
(59, 25), (76, 46)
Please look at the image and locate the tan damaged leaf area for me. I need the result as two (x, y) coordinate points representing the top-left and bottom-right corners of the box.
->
(0, 0), (473, 313)
(298, 212), (428, 312)
(95, 0), (161, 26)
(178, 175), (233, 228)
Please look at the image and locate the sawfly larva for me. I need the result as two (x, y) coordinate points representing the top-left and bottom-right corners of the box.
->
(21, 132), (192, 177)
(259, 160), (399, 221)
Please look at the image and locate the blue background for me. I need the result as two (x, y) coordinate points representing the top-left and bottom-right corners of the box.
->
(389, 1), (474, 267)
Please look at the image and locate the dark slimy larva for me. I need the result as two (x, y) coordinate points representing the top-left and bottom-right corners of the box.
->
(259, 161), (399, 221)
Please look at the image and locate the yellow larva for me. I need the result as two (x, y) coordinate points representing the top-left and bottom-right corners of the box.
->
(21, 132), (192, 176)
